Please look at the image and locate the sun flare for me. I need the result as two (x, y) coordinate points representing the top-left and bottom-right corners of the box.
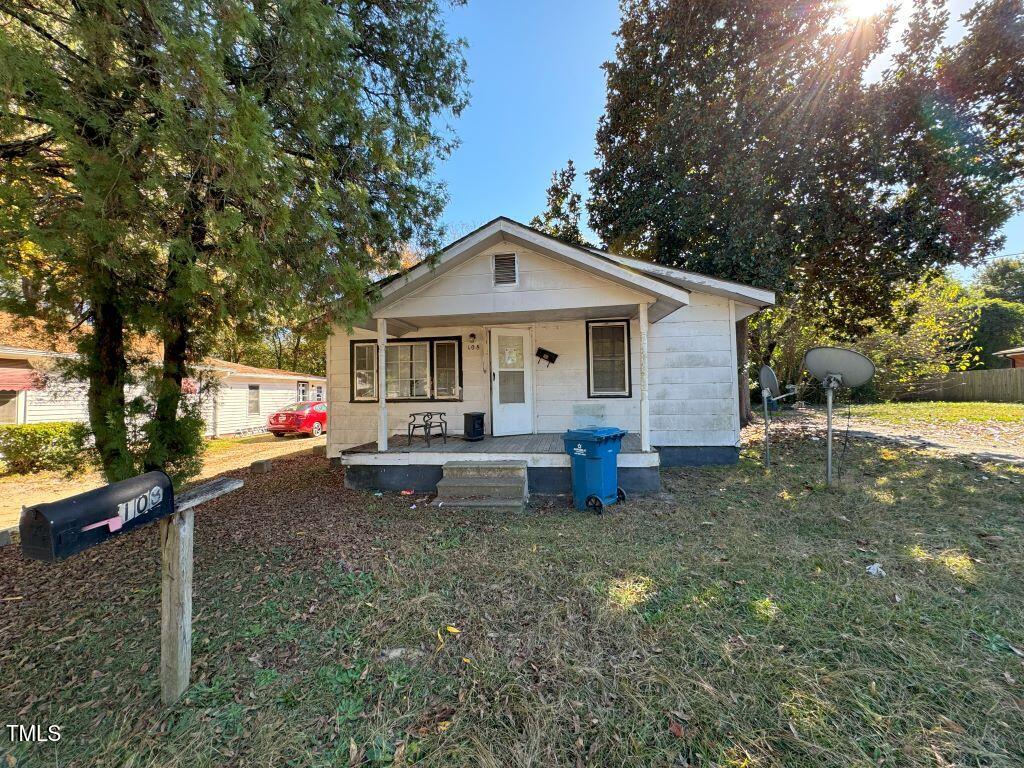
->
(842, 0), (890, 19)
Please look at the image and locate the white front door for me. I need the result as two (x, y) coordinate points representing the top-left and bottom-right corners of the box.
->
(490, 328), (533, 436)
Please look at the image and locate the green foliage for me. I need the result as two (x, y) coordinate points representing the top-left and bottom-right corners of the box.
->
(530, 160), (589, 246)
(588, 0), (1021, 335)
(852, 277), (981, 399)
(971, 297), (1024, 368)
(976, 257), (1024, 304)
(0, 421), (89, 475)
(752, 274), (981, 399)
(0, 0), (468, 481)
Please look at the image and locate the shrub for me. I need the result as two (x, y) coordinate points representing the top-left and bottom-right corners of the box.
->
(0, 422), (90, 475)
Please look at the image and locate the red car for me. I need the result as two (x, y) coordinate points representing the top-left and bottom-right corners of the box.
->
(268, 401), (327, 438)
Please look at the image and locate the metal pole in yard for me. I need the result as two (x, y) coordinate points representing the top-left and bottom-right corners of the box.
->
(825, 386), (834, 487)
(762, 389), (771, 468)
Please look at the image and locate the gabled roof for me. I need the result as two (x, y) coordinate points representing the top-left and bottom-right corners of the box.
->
(375, 216), (775, 316)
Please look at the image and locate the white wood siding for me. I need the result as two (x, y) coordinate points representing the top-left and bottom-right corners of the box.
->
(646, 293), (739, 447)
(327, 324), (490, 455)
(327, 292), (744, 456)
(25, 376), (91, 424)
(214, 378), (300, 435)
(378, 244), (651, 321)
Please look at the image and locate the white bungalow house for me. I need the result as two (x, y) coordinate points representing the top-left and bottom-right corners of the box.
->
(0, 313), (325, 436)
(327, 217), (775, 494)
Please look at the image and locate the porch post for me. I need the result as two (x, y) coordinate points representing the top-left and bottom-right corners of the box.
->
(639, 302), (651, 452)
(377, 318), (388, 452)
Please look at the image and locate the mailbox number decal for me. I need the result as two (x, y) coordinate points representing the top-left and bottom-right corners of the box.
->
(120, 485), (164, 524)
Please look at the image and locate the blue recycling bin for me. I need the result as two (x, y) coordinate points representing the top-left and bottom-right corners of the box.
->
(562, 427), (627, 512)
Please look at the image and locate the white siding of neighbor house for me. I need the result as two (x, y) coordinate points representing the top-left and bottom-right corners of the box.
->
(10, 361), (319, 437)
(25, 375), (91, 424)
(378, 243), (652, 321)
(213, 377), (305, 435)
(327, 291), (746, 457)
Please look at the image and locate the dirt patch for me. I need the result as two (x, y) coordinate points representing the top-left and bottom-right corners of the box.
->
(0, 434), (325, 530)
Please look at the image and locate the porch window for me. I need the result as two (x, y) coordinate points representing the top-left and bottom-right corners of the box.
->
(352, 343), (377, 401)
(433, 340), (460, 399)
(350, 337), (462, 402)
(586, 320), (631, 397)
(385, 342), (430, 399)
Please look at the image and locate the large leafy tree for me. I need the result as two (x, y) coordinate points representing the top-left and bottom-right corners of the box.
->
(530, 159), (589, 246)
(976, 256), (1024, 303)
(0, 0), (467, 480)
(588, 0), (1021, 419)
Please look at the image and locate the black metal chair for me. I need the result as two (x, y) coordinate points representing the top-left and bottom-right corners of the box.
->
(407, 411), (447, 447)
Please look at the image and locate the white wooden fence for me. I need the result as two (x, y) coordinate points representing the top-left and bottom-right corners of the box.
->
(917, 368), (1024, 403)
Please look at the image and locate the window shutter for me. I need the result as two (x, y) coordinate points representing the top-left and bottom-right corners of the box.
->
(493, 254), (518, 285)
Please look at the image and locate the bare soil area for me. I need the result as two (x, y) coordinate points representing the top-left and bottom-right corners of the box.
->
(0, 433), (325, 530)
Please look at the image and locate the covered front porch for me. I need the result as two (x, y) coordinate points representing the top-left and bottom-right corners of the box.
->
(340, 432), (661, 494)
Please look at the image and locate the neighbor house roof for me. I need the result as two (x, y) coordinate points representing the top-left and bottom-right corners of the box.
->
(203, 358), (325, 381)
(373, 216), (775, 315)
(994, 347), (1024, 357)
(0, 312), (323, 381)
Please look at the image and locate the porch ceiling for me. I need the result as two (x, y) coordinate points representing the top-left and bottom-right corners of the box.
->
(371, 304), (648, 336)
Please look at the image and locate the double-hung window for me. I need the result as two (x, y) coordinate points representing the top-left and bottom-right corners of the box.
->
(351, 337), (461, 402)
(385, 341), (430, 399)
(586, 320), (631, 397)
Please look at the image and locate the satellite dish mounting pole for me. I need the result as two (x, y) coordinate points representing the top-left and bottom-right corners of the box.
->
(825, 385), (834, 486)
(762, 388), (771, 468)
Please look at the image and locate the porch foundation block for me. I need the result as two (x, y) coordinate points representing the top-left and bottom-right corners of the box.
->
(343, 463), (662, 496)
(656, 446), (739, 467)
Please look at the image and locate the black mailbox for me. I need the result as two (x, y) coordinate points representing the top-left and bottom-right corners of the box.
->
(20, 471), (175, 562)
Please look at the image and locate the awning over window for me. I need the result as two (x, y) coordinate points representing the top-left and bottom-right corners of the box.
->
(0, 367), (43, 391)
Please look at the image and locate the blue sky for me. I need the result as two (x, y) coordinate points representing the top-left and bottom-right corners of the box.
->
(438, 0), (1023, 282)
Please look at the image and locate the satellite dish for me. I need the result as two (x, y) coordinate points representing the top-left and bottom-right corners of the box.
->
(758, 365), (781, 399)
(803, 347), (875, 389)
(758, 364), (797, 469)
(801, 346), (875, 487)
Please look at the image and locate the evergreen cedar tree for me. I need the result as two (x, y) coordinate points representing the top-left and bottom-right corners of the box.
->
(0, 0), (468, 481)
(587, 0), (1023, 419)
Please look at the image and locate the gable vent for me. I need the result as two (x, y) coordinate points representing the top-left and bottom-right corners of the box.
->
(493, 254), (518, 285)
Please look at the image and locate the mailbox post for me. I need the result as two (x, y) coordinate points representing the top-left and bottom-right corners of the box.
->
(21, 473), (242, 705)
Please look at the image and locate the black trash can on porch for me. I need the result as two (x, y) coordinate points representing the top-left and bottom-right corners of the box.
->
(463, 412), (485, 441)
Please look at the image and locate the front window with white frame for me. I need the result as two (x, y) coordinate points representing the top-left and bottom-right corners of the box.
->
(587, 320), (631, 397)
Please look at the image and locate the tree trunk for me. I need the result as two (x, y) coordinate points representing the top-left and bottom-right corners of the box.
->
(85, 283), (133, 481)
(144, 188), (202, 474)
(736, 316), (752, 427)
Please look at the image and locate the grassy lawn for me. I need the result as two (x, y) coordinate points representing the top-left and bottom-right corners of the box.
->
(2, 432), (1023, 766)
(848, 401), (1024, 424)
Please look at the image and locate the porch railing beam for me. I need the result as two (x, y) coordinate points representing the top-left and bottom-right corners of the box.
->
(377, 318), (388, 452)
(639, 302), (651, 452)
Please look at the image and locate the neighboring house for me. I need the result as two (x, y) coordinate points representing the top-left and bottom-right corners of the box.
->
(994, 347), (1024, 369)
(327, 217), (775, 493)
(0, 313), (325, 436)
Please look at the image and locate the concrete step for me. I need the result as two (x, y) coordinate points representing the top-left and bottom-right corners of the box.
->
(434, 496), (525, 512)
(436, 476), (527, 500)
(442, 460), (528, 479)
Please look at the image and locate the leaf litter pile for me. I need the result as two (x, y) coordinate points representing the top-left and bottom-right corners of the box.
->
(2, 432), (1024, 766)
